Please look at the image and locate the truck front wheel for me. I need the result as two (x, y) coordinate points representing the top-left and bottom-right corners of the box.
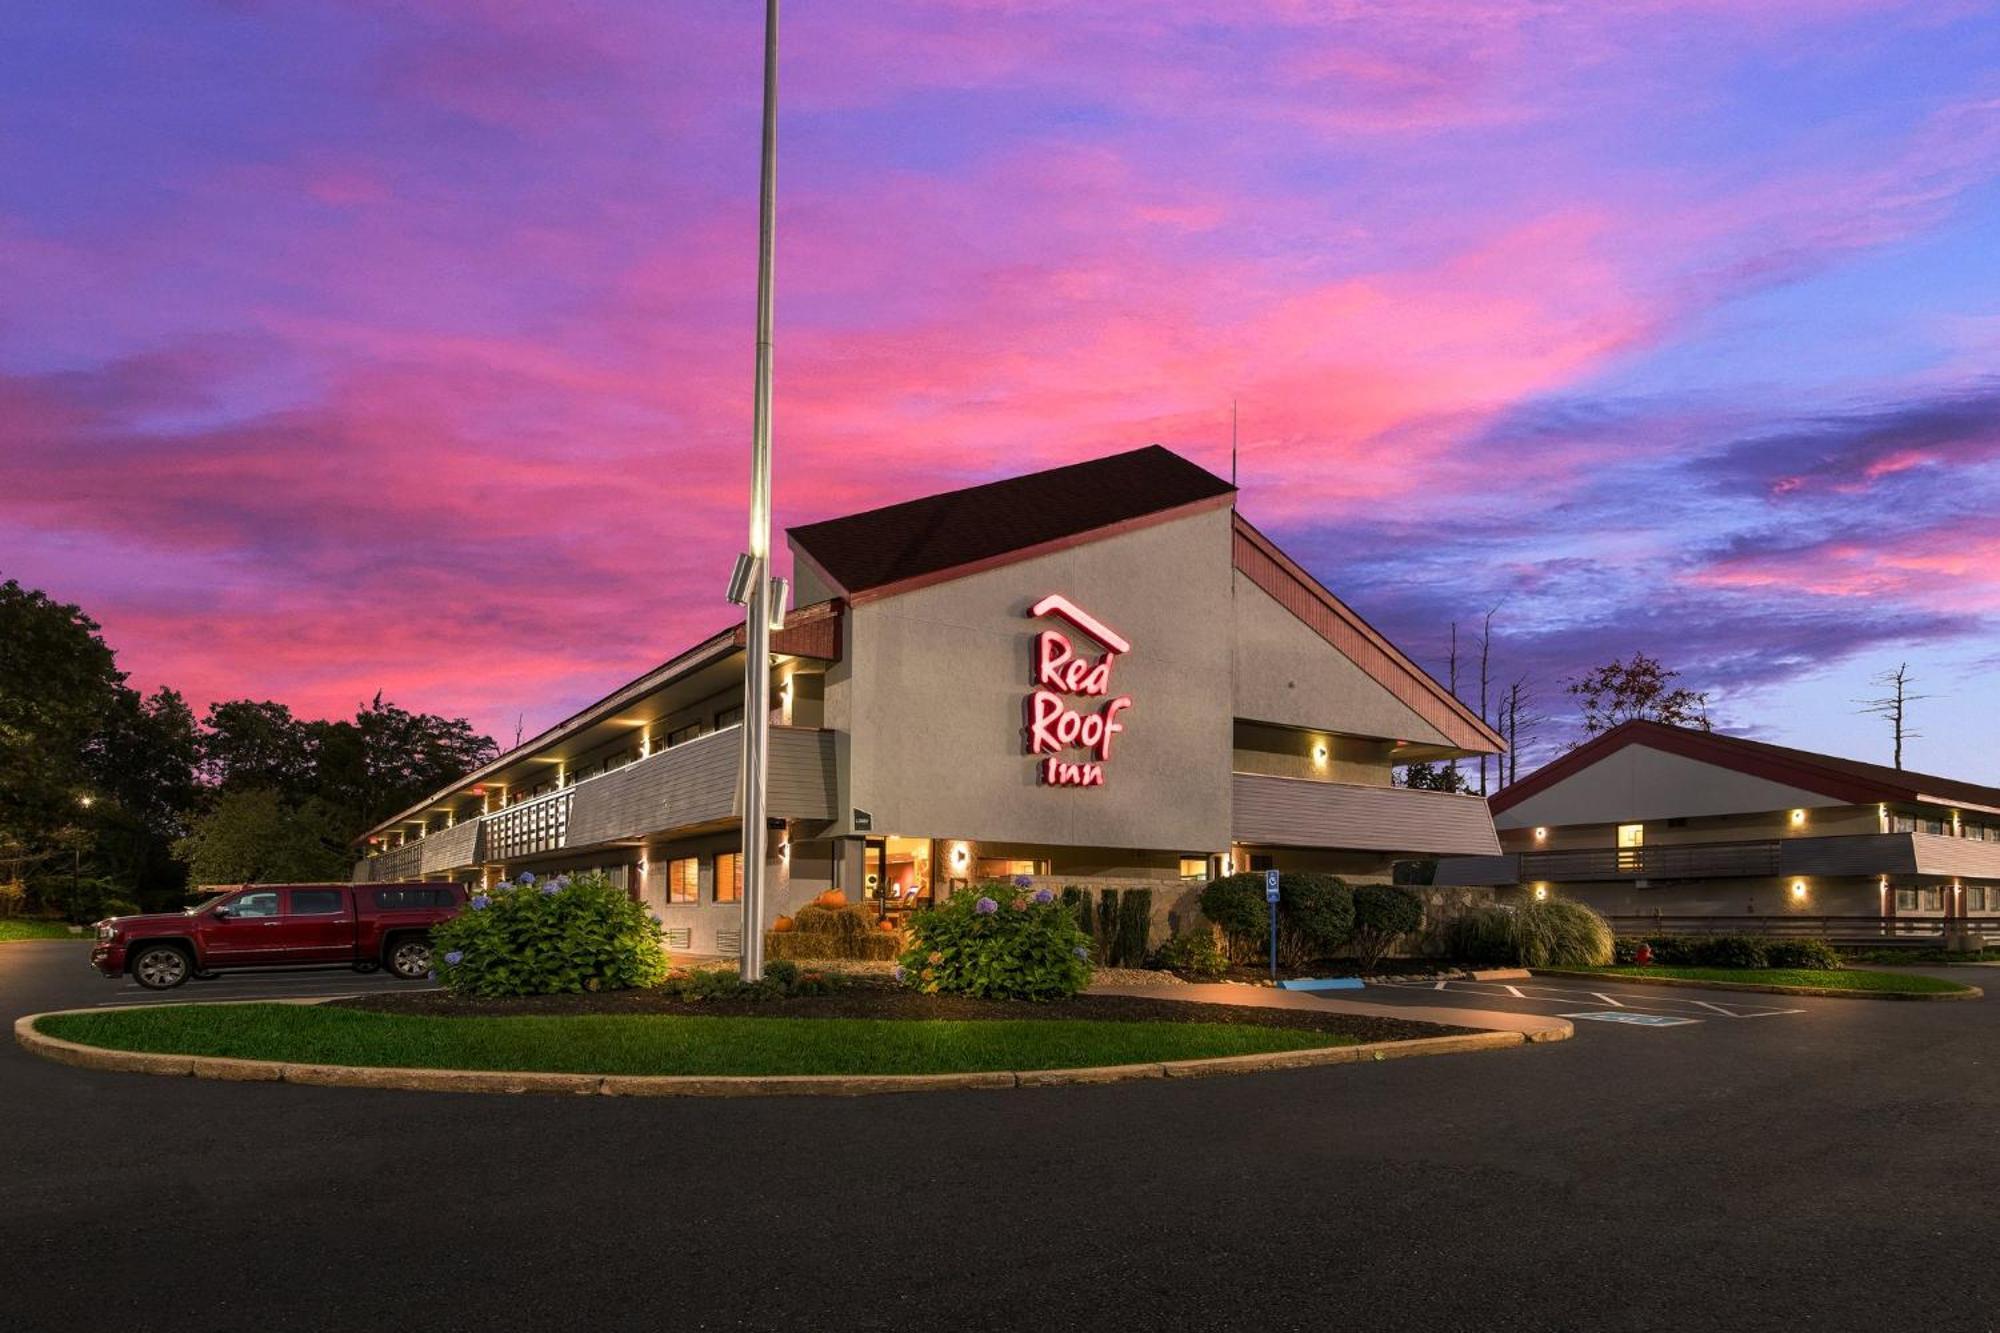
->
(131, 944), (193, 990)
(386, 937), (433, 981)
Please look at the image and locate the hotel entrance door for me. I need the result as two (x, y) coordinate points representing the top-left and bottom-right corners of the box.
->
(863, 836), (933, 922)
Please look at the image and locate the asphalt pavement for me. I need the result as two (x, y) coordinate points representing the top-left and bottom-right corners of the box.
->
(5, 939), (1998, 1332)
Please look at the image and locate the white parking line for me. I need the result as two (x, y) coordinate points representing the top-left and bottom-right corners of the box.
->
(1371, 978), (1802, 1020)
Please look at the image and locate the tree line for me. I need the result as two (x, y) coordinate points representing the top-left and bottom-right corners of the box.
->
(1, 579), (497, 922)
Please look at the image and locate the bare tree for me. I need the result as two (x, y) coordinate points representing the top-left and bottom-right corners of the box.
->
(1499, 675), (1549, 786)
(1476, 607), (1497, 795)
(1445, 622), (1460, 789)
(1854, 663), (1929, 769)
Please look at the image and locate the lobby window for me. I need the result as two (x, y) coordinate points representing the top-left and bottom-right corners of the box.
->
(714, 852), (742, 904)
(1179, 857), (1209, 881)
(666, 857), (700, 904)
(975, 857), (1046, 880)
(1894, 887), (1917, 912)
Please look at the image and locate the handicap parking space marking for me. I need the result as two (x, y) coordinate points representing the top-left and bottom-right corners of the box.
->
(1560, 1010), (1702, 1028)
(1369, 977), (1805, 1020)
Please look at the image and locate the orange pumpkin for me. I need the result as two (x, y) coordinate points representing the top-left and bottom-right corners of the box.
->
(877, 918), (898, 933)
(816, 889), (848, 909)
(771, 915), (796, 934)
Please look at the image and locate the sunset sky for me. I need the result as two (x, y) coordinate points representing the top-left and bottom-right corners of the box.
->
(5, 2), (1998, 778)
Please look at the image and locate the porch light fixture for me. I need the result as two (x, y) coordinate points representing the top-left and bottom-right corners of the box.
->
(1791, 880), (1808, 899)
(1533, 827), (1547, 841)
(1789, 809), (1806, 826)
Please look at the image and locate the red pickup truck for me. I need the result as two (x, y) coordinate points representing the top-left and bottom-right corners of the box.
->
(91, 882), (467, 990)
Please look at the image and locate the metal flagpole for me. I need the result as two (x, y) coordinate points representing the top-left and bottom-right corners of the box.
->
(738, 0), (780, 981)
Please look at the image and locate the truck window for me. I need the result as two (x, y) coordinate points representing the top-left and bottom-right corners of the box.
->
(230, 891), (280, 919)
(373, 888), (452, 909)
(289, 889), (346, 915)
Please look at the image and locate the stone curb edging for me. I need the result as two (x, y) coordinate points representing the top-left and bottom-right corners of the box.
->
(1532, 969), (1983, 1001)
(13, 1009), (1546, 1097)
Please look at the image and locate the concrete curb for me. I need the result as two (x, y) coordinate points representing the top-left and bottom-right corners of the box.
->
(13, 1009), (1546, 1098)
(1532, 969), (1983, 1001)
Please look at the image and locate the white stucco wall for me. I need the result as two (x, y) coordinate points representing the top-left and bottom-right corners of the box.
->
(1497, 744), (1842, 830)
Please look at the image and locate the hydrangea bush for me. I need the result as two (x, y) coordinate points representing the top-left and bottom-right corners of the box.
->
(898, 877), (1093, 1001)
(431, 870), (668, 997)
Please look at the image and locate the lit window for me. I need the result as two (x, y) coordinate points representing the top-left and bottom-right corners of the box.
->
(975, 857), (1046, 880)
(1179, 857), (1209, 880)
(667, 857), (699, 904)
(714, 853), (741, 904)
(1617, 824), (1644, 848)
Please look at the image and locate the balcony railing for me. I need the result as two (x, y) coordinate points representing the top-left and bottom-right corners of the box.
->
(1521, 840), (1782, 881)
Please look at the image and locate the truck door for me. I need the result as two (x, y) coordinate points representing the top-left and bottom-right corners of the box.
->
(282, 887), (355, 962)
(202, 889), (284, 963)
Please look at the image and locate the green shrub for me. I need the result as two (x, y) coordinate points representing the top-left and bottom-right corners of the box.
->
(1513, 899), (1614, 968)
(432, 871), (668, 997)
(99, 896), (142, 920)
(1762, 939), (1842, 970)
(1446, 900), (1613, 968)
(1446, 907), (1520, 965)
(657, 961), (846, 1001)
(1199, 872), (1353, 966)
(1348, 885), (1424, 969)
(1113, 888), (1152, 968)
(899, 881), (1093, 1001)
(1156, 929), (1227, 980)
(1688, 935), (1768, 968)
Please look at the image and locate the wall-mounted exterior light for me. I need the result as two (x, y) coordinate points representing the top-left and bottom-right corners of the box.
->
(1533, 827), (1548, 841)
(1791, 880), (1808, 899)
(1789, 809), (1807, 827)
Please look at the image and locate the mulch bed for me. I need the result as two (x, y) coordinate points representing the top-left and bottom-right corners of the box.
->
(333, 984), (1469, 1045)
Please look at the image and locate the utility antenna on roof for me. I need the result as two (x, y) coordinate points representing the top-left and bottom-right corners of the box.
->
(1231, 399), (1238, 487)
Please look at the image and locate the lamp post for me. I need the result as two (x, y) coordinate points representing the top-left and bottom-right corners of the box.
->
(731, 0), (782, 982)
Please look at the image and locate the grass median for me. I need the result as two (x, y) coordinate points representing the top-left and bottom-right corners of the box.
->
(1579, 965), (1974, 995)
(35, 1004), (1361, 1077)
(0, 920), (76, 941)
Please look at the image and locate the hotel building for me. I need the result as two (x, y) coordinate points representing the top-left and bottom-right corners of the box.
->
(355, 447), (1503, 952)
(1436, 719), (2000, 939)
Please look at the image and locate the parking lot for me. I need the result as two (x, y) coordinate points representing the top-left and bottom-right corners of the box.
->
(6, 938), (1999, 1331)
(1364, 974), (1805, 1028)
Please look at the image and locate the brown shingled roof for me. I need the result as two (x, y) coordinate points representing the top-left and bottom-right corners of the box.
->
(1491, 719), (2000, 815)
(786, 445), (1235, 599)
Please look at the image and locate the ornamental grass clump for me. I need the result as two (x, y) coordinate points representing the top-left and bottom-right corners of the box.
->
(898, 878), (1093, 1000)
(432, 871), (668, 997)
(1447, 899), (1614, 968)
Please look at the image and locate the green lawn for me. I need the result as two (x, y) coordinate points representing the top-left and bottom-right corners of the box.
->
(1583, 965), (1973, 995)
(0, 920), (76, 941)
(36, 1005), (1358, 1076)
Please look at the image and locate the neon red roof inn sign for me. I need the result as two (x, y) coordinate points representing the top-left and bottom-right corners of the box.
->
(1024, 594), (1133, 788)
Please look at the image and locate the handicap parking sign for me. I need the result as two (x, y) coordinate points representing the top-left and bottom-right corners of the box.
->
(1265, 868), (1280, 902)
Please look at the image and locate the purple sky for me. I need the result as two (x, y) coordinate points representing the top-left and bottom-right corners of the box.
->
(4, 2), (1998, 779)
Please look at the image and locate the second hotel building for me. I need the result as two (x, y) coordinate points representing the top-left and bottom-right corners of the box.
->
(354, 447), (1504, 950)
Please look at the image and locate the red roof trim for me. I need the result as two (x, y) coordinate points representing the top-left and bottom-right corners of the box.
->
(1488, 719), (1916, 816)
(1230, 515), (1504, 754)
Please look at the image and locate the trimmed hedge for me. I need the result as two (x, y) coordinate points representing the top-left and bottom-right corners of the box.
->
(1198, 872), (1353, 966)
(1614, 934), (1842, 971)
(1348, 885), (1424, 969)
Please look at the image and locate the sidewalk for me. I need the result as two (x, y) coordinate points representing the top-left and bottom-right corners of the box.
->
(1088, 981), (1573, 1042)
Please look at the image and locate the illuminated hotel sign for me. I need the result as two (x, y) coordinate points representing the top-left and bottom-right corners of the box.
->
(1025, 593), (1132, 787)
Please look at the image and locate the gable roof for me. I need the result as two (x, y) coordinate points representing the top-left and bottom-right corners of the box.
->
(1230, 515), (1504, 755)
(1491, 719), (2000, 816)
(787, 445), (1235, 602)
